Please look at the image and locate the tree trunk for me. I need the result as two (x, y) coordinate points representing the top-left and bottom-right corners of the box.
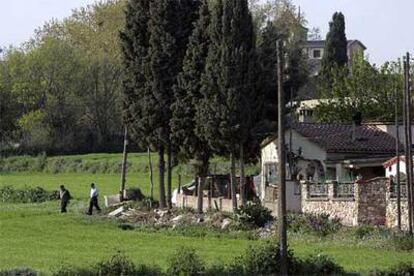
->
(240, 144), (246, 206)
(148, 147), (154, 205)
(119, 126), (128, 202)
(230, 151), (238, 210)
(167, 142), (173, 209)
(158, 146), (166, 209)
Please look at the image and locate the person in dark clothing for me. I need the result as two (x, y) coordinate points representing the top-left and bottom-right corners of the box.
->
(87, 182), (101, 215)
(59, 185), (71, 213)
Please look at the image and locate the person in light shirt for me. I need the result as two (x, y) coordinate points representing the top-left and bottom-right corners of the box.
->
(87, 182), (101, 215)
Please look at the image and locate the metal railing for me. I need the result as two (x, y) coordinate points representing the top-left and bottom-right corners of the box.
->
(334, 182), (355, 198)
(307, 183), (328, 198)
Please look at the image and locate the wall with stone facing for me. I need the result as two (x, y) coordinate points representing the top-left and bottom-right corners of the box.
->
(301, 181), (357, 225)
(385, 181), (409, 230)
(355, 178), (388, 226)
(301, 178), (389, 227)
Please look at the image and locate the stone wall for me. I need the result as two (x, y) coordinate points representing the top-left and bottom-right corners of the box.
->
(301, 181), (357, 225)
(301, 178), (389, 227)
(355, 177), (387, 226)
(385, 181), (409, 230)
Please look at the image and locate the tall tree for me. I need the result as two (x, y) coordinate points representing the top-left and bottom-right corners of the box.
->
(121, 0), (199, 208)
(198, 0), (256, 210)
(171, 0), (211, 213)
(320, 12), (348, 87)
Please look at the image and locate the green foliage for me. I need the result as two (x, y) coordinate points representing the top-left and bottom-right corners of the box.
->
(229, 240), (300, 275)
(0, 268), (38, 276)
(125, 187), (145, 201)
(51, 253), (162, 276)
(287, 213), (342, 237)
(354, 225), (376, 240)
(167, 247), (205, 276)
(320, 11), (348, 87)
(234, 201), (273, 228)
(370, 262), (414, 276)
(299, 254), (345, 275)
(390, 233), (414, 251)
(0, 186), (57, 203)
(316, 55), (403, 123)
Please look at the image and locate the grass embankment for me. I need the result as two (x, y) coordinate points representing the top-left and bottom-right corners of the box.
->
(0, 153), (413, 274)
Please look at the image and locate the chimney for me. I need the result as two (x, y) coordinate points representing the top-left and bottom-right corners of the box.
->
(351, 112), (362, 141)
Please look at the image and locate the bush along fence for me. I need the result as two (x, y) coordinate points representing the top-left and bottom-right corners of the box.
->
(301, 177), (389, 227)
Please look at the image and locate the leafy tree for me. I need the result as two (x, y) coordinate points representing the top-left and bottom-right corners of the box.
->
(315, 54), (403, 122)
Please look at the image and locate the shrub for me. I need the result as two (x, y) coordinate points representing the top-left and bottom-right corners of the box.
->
(0, 268), (38, 276)
(167, 246), (205, 276)
(391, 233), (414, 251)
(0, 186), (57, 203)
(299, 254), (345, 275)
(354, 225), (376, 240)
(95, 252), (137, 275)
(126, 187), (145, 201)
(287, 213), (342, 237)
(52, 253), (161, 276)
(230, 240), (300, 275)
(370, 262), (414, 276)
(234, 201), (273, 229)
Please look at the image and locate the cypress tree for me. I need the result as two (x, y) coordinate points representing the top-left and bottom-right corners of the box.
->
(122, 0), (199, 208)
(171, 0), (211, 213)
(198, 0), (256, 209)
(148, 0), (199, 208)
(321, 12), (348, 86)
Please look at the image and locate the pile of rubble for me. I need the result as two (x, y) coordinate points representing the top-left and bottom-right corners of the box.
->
(107, 205), (234, 230)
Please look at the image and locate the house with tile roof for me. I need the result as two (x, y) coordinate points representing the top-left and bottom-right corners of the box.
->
(259, 122), (399, 201)
(304, 39), (366, 76)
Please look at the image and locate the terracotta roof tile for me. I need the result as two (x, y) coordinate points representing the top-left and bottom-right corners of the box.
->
(292, 123), (399, 154)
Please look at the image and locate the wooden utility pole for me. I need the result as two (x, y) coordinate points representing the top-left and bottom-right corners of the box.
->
(277, 40), (288, 275)
(119, 126), (128, 202)
(404, 54), (413, 234)
(395, 87), (402, 230)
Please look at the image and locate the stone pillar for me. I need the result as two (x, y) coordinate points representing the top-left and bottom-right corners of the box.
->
(328, 181), (336, 199)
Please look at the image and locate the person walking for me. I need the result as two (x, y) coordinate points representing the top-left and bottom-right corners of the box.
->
(88, 182), (101, 215)
(59, 185), (71, 213)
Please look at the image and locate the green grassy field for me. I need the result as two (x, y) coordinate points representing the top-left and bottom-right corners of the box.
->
(0, 154), (413, 274)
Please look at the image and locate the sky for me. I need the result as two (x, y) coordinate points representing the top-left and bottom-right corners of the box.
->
(293, 0), (414, 65)
(0, 0), (95, 47)
(0, 0), (413, 65)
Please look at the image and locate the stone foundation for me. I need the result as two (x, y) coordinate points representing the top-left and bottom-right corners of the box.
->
(301, 178), (388, 227)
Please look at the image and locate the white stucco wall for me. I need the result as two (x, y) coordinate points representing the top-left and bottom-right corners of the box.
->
(385, 160), (407, 178)
(260, 131), (327, 200)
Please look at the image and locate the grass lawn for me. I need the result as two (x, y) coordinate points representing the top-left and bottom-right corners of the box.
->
(0, 160), (413, 274)
(0, 201), (252, 273)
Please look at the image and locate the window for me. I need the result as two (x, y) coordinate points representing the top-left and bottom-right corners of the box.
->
(313, 49), (321, 59)
(264, 162), (277, 185)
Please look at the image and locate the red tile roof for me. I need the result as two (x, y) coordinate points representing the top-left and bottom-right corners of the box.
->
(293, 123), (399, 154)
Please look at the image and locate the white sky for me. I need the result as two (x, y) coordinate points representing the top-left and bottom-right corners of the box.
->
(0, 0), (413, 65)
(293, 0), (414, 66)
